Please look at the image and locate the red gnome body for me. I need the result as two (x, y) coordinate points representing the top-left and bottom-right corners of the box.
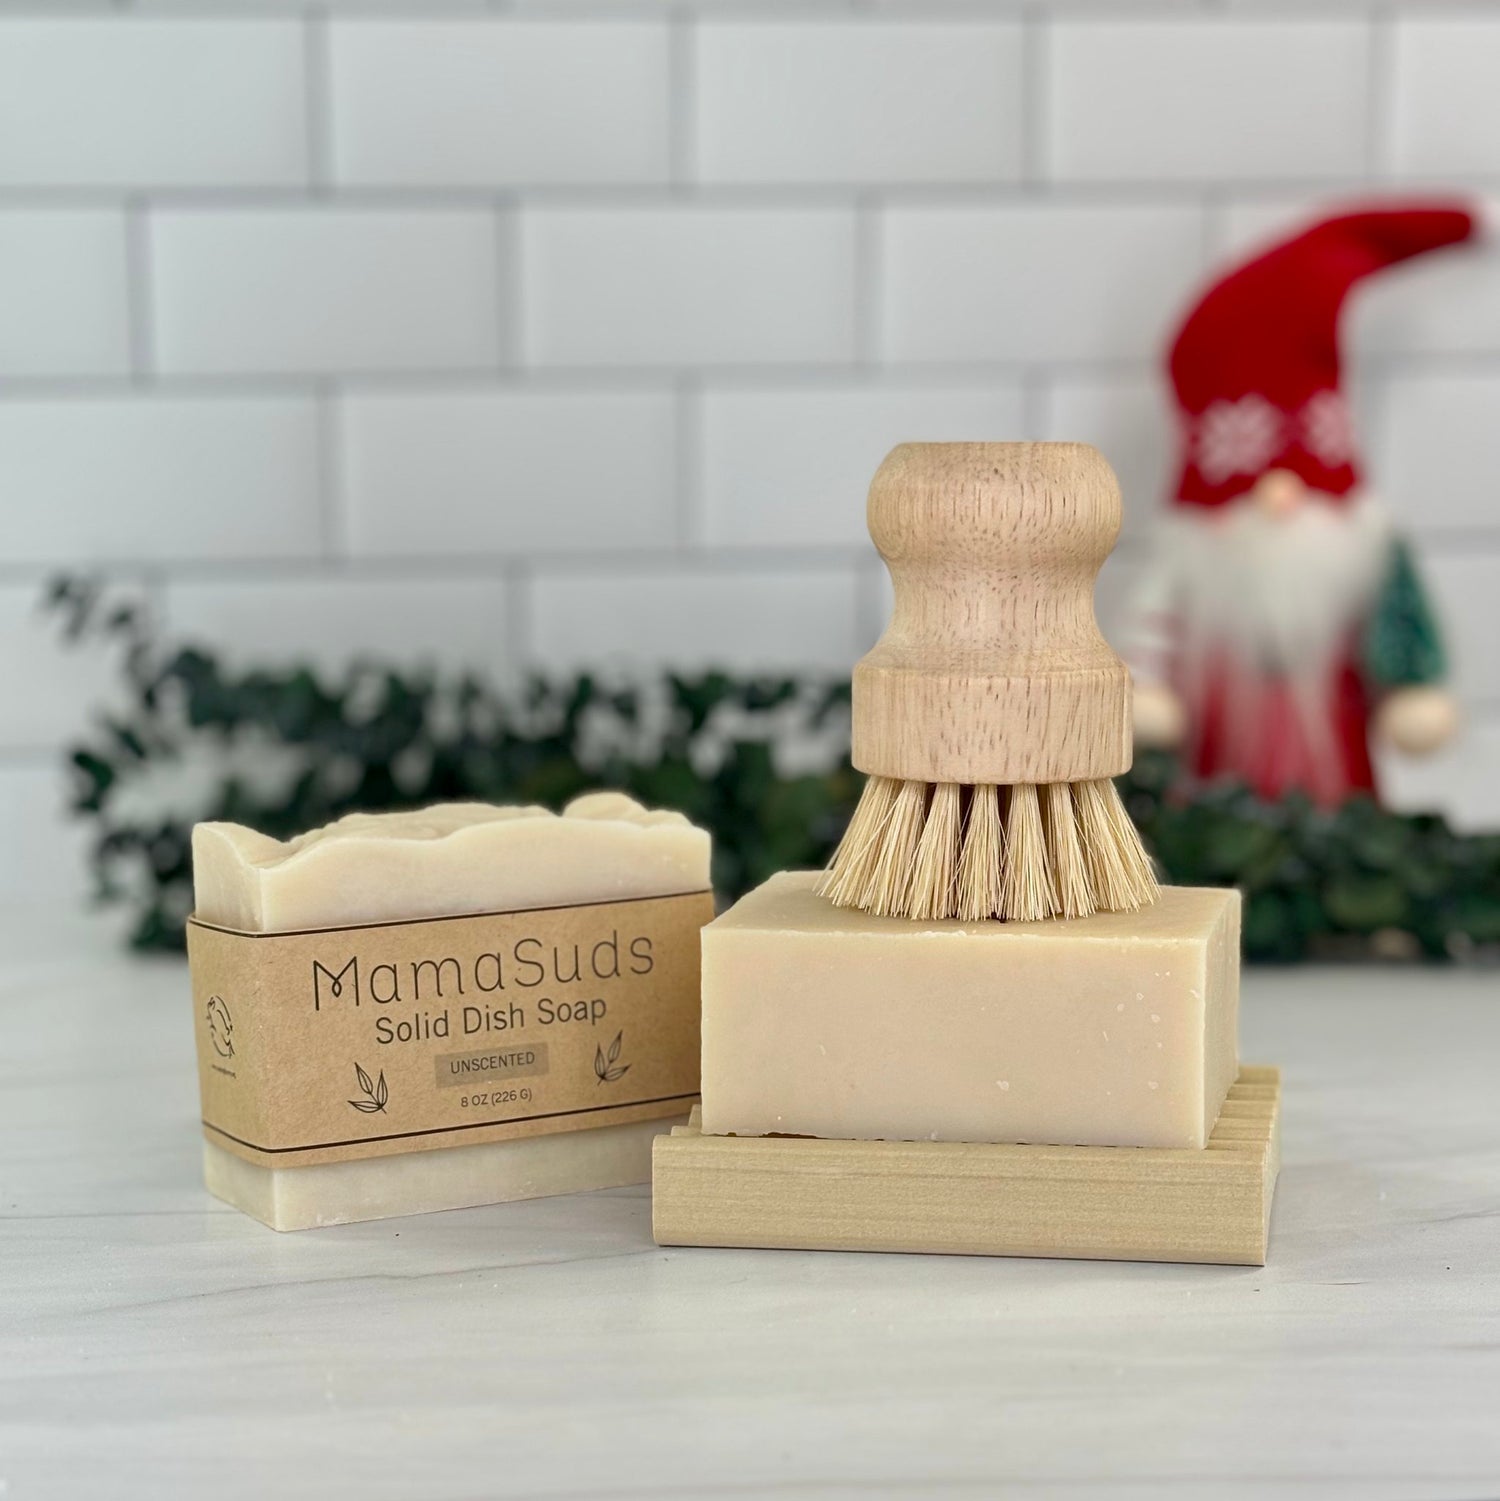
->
(1128, 204), (1476, 807)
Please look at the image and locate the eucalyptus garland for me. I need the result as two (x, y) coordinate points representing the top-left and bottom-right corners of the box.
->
(49, 577), (1500, 963)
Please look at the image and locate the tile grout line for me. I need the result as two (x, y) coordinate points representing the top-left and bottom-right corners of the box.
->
(854, 557), (893, 653)
(2, 535), (1499, 591)
(1020, 366), (1050, 439)
(0, 745), (78, 768)
(317, 382), (345, 563)
(674, 375), (705, 552)
(143, 563), (170, 654)
(0, 547), (899, 585)
(305, 6), (335, 196)
(1366, 5), (1398, 180)
(1358, 365), (1391, 487)
(504, 559), (533, 673)
(498, 196), (523, 368)
(1020, 5), (1050, 189)
(123, 196), (154, 382)
(9, 177), (1500, 211)
(668, 6), (697, 194)
(853, 193), (882, 368)
(0, 1), (1474, 16)
(0, 2), (1486, 21)
(8, 351), (1500, 397)
(1200, 192), (1230, 263)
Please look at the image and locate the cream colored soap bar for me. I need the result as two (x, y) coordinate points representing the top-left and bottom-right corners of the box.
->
(701, 872), (1238, 1151)
(193, 792), (708, 933)
(193, 792), (711, 1230)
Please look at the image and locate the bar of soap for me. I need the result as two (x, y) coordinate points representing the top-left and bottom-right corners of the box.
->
(700, 872), (1238, 1151)
(193, 792), (711, 1230)
(203, 1115), (674, 1233)
(193, 791), (708, 933)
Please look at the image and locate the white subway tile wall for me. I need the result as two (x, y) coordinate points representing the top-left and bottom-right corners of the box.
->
(0, 212), (130, 377)
(341, 386), (679, 555)
(530, 563), (863, 675)
(880, 204), (1205, 362)
(330, 23), (671, 187)
(1, 2), (1497, 901)
(4, 396), (323, 564)
(0, 763), (93, 904)
(0, 21), (307, 188)
(1391, 20), (1500, 178)
(1038, 373), (1172, 548)
(0, 584), (137, 750)
(700, 383), (1027, 548)
(164, 575), (514, 678)
(151, 208), (506, 375)
(1419, 554), (1500, 705)
(1377, 372), (1500, 534)
(695, 22), (1024, 185)
(523, 206), (858, 366)
(1047, 22), (1370, 183)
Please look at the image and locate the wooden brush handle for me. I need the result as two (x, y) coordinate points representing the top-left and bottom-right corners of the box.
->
(852, 442), (1132, 786)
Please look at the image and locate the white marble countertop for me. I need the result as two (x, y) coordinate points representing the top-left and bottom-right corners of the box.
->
(4, 909), (1499, 1501)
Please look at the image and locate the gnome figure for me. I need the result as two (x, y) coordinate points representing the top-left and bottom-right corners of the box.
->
(1128, 204), (1476, 807)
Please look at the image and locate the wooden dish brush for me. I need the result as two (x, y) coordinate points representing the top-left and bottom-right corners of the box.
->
(818, 441), (1158, 923)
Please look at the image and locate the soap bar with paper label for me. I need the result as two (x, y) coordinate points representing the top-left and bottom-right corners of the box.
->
(190, 793), (712, 1231)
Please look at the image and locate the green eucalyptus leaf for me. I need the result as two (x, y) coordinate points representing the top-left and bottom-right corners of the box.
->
(1322, 874), (1410, 932)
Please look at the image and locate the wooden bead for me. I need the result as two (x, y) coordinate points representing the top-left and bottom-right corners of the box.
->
(1374, 684), (1461, 756)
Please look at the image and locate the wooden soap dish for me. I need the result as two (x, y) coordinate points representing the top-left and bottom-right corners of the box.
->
(653, 1067), (1281, 1267)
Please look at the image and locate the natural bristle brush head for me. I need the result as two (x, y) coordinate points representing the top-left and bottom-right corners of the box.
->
(824, 775), (1154, 923)
(816, 442), (1159, 923)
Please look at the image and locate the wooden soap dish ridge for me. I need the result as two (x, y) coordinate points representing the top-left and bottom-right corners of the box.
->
(653, 1067), (1281, 1267)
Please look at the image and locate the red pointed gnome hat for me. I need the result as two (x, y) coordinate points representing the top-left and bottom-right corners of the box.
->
(1169, 202), (1476, 507)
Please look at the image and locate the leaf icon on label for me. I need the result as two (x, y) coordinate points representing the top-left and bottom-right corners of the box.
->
(349, 1061), (389, 1114)
(594, 1032), (629, 1085)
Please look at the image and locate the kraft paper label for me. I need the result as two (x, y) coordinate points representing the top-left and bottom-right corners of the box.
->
(187, 890), (713, 1169)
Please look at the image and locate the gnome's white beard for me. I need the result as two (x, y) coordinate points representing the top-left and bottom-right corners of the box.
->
(1159, 491), (1391, 675)
(1139, 491), (1392, 783)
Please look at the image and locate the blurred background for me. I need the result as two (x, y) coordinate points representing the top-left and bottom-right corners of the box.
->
(3, 1), (1499, 924)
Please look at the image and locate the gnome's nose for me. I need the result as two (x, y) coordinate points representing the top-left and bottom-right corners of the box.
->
(1253, 468), (1307, 517)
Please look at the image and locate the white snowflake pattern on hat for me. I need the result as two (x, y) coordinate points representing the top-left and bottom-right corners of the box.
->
(1300, 389), (1356, 468)
(1195, 394), (1282, 484)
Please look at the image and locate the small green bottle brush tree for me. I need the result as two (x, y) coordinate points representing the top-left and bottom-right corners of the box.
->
(48, 577), (1500, 963)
